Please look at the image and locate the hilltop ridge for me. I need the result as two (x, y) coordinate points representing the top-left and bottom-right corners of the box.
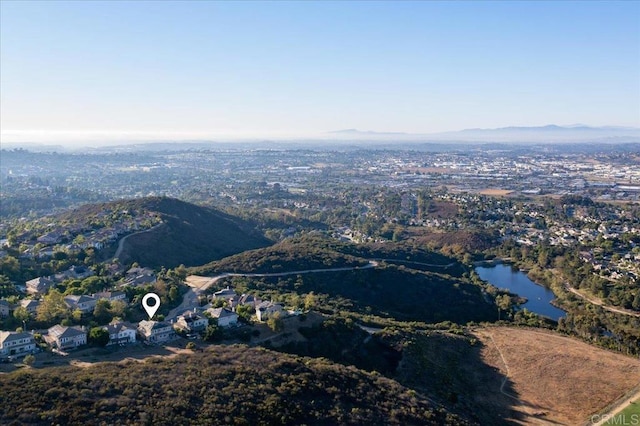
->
(111, 197), (272, 268)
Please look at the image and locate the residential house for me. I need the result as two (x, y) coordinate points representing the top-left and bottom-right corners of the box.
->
(103, 321), (137, 346)
(173, 311), (208, 333)
(213, 286), (237, 300)
(207, 307), (239, 328)
(255, 301), (284, 322)
(238, 294), (259, 308)
(64, 295), (98, 313)
(26, 277), (54, 295)
(0, 300), (13, 317)
(126, 266), (155, 278)
(19, 299), (40, 315)
(137, 320), (175, 343)
(93, 291), (128, 304)
(55, 265), (94, 282)
(122, 266), (157, 287)
(106, 263), (126, 277)
(46, 325), (87, 350)
(124, 273), (157, 287)
(37, 248), (54, 259)
(0, 331), (36, 358)
(37, 232), (62, 245)
(227, 294), (240, 310)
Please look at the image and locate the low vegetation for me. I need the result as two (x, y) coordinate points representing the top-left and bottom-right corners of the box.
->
(0, 345), (472, 425)
(115, 197), (271, 268)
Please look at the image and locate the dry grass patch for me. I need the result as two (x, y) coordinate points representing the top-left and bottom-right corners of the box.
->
(474, 327), (640, 425)
(478, 188), (515, 196)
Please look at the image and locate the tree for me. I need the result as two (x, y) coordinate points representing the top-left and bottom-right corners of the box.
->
(495, 294), (512, 320)
(36, 289), (69, 323)
(186, 341), (196, 350)
(23, 354), (35, 366)
(80, 276), (104, 294)
(109, 300), (127, 318)
(93, 299), (112, 324)
(632, 292), (640, 311)
(13, 306), (30, 324)
(168, 285), (179, 302)
(304, 292), (316, 311)
(203, 324), (222, 342)
(235, 304), (254, 322)
(71, 309), (83, 322)
(0, 256), (20, 280)
(88, 327), (110, 347)
(267, 312), (284, 332)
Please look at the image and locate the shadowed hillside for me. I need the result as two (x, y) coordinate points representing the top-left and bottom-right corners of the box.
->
(117, 197), (271, 267)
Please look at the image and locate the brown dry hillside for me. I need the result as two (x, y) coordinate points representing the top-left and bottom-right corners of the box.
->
(474, 327), (640, 425)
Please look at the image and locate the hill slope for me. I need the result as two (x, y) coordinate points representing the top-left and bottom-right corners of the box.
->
(115, 197), (271, 267)
(193, 236), (496, 324)
(0, 345), (472, 425)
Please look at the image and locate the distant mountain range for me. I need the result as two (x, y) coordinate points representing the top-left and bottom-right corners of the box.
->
(2, 125), (638, 151)
(327, 125), (640, 143)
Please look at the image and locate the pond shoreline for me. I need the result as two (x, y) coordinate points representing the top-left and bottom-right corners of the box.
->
(475, 262), (566, 321)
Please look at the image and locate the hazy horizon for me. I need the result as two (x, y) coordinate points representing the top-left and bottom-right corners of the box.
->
(1, 1), (639, 146)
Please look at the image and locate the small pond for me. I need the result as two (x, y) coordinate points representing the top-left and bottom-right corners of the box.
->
(476, 263), (566, 321)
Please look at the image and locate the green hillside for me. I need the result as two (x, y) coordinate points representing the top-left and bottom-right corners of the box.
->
(0, 346), (473, 426)
(116, 197), (271, 268)
(193, 234), (461, 275)
(195, 236), (496, 324)
(192, 236), (368, 275)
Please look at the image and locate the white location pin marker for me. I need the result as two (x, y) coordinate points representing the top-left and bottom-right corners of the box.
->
(142, 293), (161, 320)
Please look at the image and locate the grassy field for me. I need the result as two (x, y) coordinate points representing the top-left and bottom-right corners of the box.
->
(604, 398), (640, 425)
(473, 327), (640, 425)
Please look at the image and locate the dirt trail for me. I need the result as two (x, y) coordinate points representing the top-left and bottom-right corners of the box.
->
(565, 283), (640, 318)
(112, 223), (164, 261)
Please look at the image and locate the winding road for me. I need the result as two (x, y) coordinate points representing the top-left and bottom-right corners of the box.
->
(168, 261), (379, 319)
(167, 258), (462, 320)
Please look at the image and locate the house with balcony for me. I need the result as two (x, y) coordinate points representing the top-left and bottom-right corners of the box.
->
(103, 321), (137, 346)
(64, 295), (98, 313)
(93, 291), (128, 304)
(137, 320), (175, 344)
(173, 311), (208, 333)
(207, 307), (239, 328)
(46, 325), (87, 350)
(0, 331), (36, 358)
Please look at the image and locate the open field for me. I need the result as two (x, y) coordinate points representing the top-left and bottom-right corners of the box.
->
(474, 327), (640, 425)
(478, 188), (515, 196)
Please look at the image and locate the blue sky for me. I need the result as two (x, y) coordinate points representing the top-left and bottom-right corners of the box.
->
(1, 1), (638, 143)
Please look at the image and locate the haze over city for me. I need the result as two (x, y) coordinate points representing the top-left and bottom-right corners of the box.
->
(1, 1), (639, 146)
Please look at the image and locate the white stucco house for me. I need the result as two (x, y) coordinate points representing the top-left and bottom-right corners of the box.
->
(207, 307), (239, 328)
(103, 321), (137, 346)
(0, 331), (36, 358)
